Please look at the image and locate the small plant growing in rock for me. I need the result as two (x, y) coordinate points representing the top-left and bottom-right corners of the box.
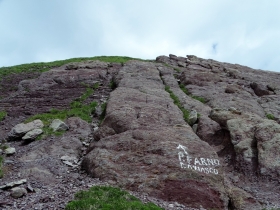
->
(174, 67), (181, 73)
(165, 86), (191, 124)
(266, 113), (275, 120)
(25, 83), (99, 140)
(65, 186), (163, 210)
(191, 95), (206, 104)
(179, 84), (207, 104)
(179, 84), (190, 95)
(0, 110), (6, 121)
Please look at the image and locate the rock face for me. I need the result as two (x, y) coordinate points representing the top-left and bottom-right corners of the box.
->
(1, 55), (280, 209)
(83, 61), (228, 209)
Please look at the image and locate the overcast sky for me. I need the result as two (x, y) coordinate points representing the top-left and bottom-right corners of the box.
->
(1, 1), (280, 72)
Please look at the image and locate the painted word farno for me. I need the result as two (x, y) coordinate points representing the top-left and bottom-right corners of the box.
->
(177, 144), (219, 175)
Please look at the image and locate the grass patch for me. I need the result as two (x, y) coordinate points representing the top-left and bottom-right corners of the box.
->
(165, 86), (190, 124)
(0, 56), (146, 81)
(0, 144), (9, 150)
(25, 84), (99, 140)
(191, 95), (206, 103)
(25, 102), (98, 140)
(65, 186), (163, 210)
(179, 84), (190, 95)
(266, 113), (275, 120)
(0, 110), (7, 121)
(174, 67), (181, 73)
(179, 84), (206, 104)
(0, 155), (3, 178)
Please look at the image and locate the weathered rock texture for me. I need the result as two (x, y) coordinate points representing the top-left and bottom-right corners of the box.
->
(83, 61), (228, 209)
(1, 54), (280, 209)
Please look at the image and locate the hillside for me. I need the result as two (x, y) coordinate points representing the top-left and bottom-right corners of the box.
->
(0, 54), (280, 209)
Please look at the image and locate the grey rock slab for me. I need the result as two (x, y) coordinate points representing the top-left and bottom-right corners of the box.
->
(22, 128), (43, 140)
(94, 105), (103, 117)
(60, 155), (78, 162)
(27, 184), (34, 192)
(192, 124), (198, 133)
(0, 179), (27, 189)
(8, 119), (43, 140)
(63, 160), (77, 167)
(4, 147), (16, 155)
(49, 119), (69, 132)
(188, 110), (198, 126)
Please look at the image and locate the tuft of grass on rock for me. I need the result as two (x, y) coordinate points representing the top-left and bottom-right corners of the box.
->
(25, 85), (99, 140)
(191, 95), (206, 104)
(65, 186), (163, 210)
(0, 110), (6, 121)
(179, 84), (190, 95)
(266, 113), (275, 120)
(174, 68), (181, 73)
(165, 86), (190, 124)
(179, 84), (206, 104)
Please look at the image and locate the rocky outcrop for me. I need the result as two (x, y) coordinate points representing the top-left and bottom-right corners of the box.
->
(1, 55), (280, 209)
(83, 61), (228, 209)
(209, 109), (280, 180)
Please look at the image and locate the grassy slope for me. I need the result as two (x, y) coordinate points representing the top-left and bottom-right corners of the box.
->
(65, 186), (163, 210)
(0, 56), (148, 80)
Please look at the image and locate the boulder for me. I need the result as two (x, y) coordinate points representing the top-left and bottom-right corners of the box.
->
(66, 117), (91, 138)
(250, 82), (271, 96)
(10, 187), (27, 198)
(49, 119), (69, 132)
(22, 128), (43, 140)
(192, 124), (198, 133)
(94, 105), (103, 117)
(4, 147), (16, 155)
(8, 119), (43, 140)
(92, 125), (116, 142)
(188, 110), (198, 126)
(177, 61), (186, 68)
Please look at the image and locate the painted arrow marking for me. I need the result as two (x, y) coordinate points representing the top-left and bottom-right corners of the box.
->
(177, 144), (188, 155)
